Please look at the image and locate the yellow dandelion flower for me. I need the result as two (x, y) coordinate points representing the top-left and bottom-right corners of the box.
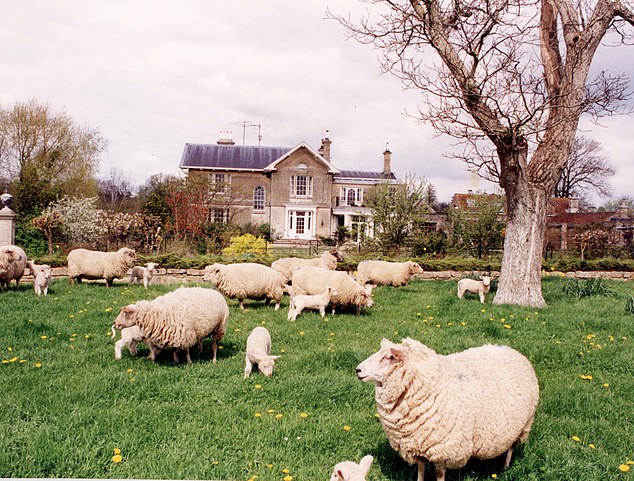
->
(460, 322), (466, 326)
(571, 436), (580, 442)
(40, 335), (47, 340)
(283, 476), (293, 481)
(35, 363), (42, 368)
(491, 475), (498, 479)
(280, 349), (285, 353)
(503, 324), (511, 329)
(69, 315), (74, 318)
(619, 465), (630, 472)
(299, 331), (305, 336)
(266, 464), (273, 469)
(112, 454), (123, 463)
(580, 374), (593, 380)
(267, 409), (275, 413)
(589, 443), (596, 449)
(343, 425), (351, 431)
(300, 412), (309, 418)
(275, 413), (283, 419)
(281, 468), (290, 474)
(627, 461), (634, 465)
(254, 413), (262, 418)
(426, 305), (431, 309)
(9, 357), (18, 363)
(7, 347), (12, 351)
(603, 383), (609, 388)
(105, 307), (113, 312)
(129, 378), (135, 382)
(19, 360), (27, 363)
(127, 369), (133, 373)
(255, 384), (262, 389)
(113, 448), (121, 455)
(481, 309), (486, 313)
(416, 312), (421, 316)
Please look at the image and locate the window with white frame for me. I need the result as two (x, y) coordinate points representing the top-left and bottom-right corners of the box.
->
(341, 187), (363, 206)
(212, 173), (231, 193)
(253, 186), (265, 211)
(211, 207), (230, 224)
(290, 175), (313, 198)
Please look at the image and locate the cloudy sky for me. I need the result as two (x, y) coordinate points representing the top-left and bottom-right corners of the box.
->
(1, 1), (632, 203)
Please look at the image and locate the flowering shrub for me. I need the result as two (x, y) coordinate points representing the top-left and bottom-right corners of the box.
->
(222, 234), (267, 256)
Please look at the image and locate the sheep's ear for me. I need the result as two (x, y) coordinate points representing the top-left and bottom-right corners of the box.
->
(389, 346), (406, 362)
(121, 304), (139, 314)
(359, 455), (373, 474)
(380, 338), (394, 349)
(335, 469), (345, 481)
(269, 355), (281, 360)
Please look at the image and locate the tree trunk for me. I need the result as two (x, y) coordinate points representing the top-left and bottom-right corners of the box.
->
(494, 180), (549, 308)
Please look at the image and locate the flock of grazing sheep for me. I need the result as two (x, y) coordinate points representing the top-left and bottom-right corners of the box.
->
(0, 243), (538, 481)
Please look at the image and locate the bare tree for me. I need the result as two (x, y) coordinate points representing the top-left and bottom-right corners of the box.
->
(98, 166), (135, 212)
(331, 1), (634, 307)
(555, 136), (615, 199)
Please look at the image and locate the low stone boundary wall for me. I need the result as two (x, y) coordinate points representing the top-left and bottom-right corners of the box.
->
(21, 267), (634, 285)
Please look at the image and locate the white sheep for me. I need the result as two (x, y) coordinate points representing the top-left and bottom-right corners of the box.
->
(202, 263), (286, 310)
(330, 455), (374, 481)
(67, 247), (137, 287)
(27, 261), (52, 296)
(113, 286), (229, 364)
(0, 245), (27, 289)
(356, 260), (423, 286)
(110, 324), (150, 360)
(457, 276), (492, 304)
(129, 262), (157, 288)
(287, 285), (337, 321)
(244, 326), (280, 378)
(291, 266), (373, 315)
(271, 249), (344, 283)
(356, 338), (539, 481)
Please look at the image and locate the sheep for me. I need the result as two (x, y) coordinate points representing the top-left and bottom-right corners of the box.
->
(129, 262), (157, 288)
(67, 247), (137, 287)
(110, 324), (150, 360)
(113, 286), (229, 364)
(457, 275), (492, 304)
(291, 266), (374, 315)
(356, 338), (539, 481)
(27, 261), (52, 296)
(0, 245), (27, 289)
(356, 260), (423, 287)
(244, 326), (280, 378)
(287, 285), (337, 321)
(330, 455), (374, 481)
(271, 249), (344, 283)
(202, 263), (286, 310)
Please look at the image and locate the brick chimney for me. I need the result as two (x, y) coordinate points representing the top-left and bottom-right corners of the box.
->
(319, 130), (331, 162)
(382, 147), (392, 177)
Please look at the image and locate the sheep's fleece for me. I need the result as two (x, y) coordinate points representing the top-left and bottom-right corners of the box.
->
(67, 247), (137, 286)
(356, 260), (423, 286)
(271, 249), (343, 283)
(113, 287), (229, 363)
(0, 245), (27, 288)
(357, 338), (539, 481)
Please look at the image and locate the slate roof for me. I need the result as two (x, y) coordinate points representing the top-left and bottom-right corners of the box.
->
(179, 144), (291, 171)
(336, 170), (396, 180)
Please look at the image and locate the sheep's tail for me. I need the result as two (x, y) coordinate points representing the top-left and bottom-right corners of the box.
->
(110, 324), (117, 339)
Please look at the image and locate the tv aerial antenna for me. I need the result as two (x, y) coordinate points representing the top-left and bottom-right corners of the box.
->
(233, 121), (263, 146)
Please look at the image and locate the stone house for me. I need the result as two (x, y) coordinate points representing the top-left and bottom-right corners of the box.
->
(178, 134), (399, 242)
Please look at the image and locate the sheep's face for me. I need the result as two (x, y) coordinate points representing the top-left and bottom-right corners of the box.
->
(356, 339), (404, 385)
(202, 265), (221, 283)
(482, 276), (492, 286)
(329, 249), (344, 262)
(409, 262), (424, 274)
(325, 286), (338, 297)
(330, 456), (373, 481)
(146, 262), (157, 272)
(113, 304), (140, 329)
(357, 286), (374, 308)
(121, 248), (137, 265)
(258, 355), (280, 377)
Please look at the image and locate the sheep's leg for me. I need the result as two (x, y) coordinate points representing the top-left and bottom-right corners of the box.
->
(128, 340), (138, 356)
(211, 338), (218, 363)
(172, 349), (180, 364)
(106, 278), (113, 287)
(197, 340), (203, 353)
(479, 292), (485, 304)
(114, 340), (124, 360)
(244, 357), (252, 378)
(319, 306), (325, 317)
(434, 464), (445, 481)
(274, 300), (280, 311)
(503, 446), (514, 469)
(148, 344), (161, 361)
(184, 348), (192, 365)
(239, 299), (245, 310)
(416, 459), (426, 481)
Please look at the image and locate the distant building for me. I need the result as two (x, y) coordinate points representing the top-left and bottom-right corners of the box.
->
(179, 133), (400, 242)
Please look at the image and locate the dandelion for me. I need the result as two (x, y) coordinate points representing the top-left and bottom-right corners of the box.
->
(284, 476), (293, 481)
(266, 464), (273, 469)
(300, 412), (309, 418)
(416, 312), (421, 316)
(299, 331), (305, 336)
(589, 443), (596, 449)
(492, 475), (498, 479)
(503, 324), (511, 329)
(603, 383), (610, 388)
(275, 413), (283, 419)
(127, 369), (133, 373)
(627, 461), (634, 465)
(281, 468), (290, 474)
(7, 347), (12, 351)
(254, 413), (262, 418)
(267, 409), (275, 413)
(619, 465), (630, 472)
(343, 425), (351, 431)
(571, 436), (580, 442)
(112, 454), (122, 463)
(35, 363), (42, 368)
(113, 448), (121, 455)
(580, 374), (593, 380)
(40, 335), (47, 340)
(481, 309), (486, 313)
(254, 384), (262, 390)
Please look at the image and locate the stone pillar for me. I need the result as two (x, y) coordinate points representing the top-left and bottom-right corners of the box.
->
(0, 206), (16, 246)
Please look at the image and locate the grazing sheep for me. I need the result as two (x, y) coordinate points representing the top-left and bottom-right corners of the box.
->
(457, 276), (492, 304)
(67, 247), (137, 287)
(356, 260), (423, 286)
(356, 338), (539, 481)
(244, 326), (280, 378)
(111, 324), (150, 360)
(291, 266), (373, 315)
(287, 285), (337, 321)
(203, 263), (286, 310)
(0, 245), (27, 289)
(28, 262), (52, 296)
(271, 249), (344, 283)
(129, 262), (157, 288)
(330, 455), (374, 481)
(113, 286), (229, 364)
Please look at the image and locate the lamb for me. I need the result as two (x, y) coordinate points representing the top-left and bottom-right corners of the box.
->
(243, 326), (280, 378)
(27, 261), (52, 296)
(356, 338), (539, 481)
(287, 285), (337, 321)
(356, 260), (423, 286)
(113, 286), (229, 364)
(457, 275), (492, 304)
(291, 266), (373, 315)
(202, 262), (286, 310)
(129, 262), (158, 288)
(67, 247), (137, 287)
(271, 249), (344, 283)
(0, 245), (27, 289)
(110, 324), (150, 360)
(330, 455), (374, 481)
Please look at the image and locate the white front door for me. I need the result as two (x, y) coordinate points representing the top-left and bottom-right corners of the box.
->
(288, 210), (314, 240)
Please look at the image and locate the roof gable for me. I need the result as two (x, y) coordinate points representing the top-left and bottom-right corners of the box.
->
(264, 142), (340, 173)
(179, 143), (291, 171)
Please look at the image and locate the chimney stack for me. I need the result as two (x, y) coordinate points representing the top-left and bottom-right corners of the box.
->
(382, 146), (392, 177)
(320, 130), (332, 162)
(217, 130), (235, 145)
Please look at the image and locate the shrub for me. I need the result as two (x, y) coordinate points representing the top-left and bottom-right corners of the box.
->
(222, 233), (268, 256)
(626, 296), (634, 315)
(562, 278), (614, 299)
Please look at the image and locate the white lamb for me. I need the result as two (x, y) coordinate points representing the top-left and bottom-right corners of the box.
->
(27, 262), (52, 296)
(457, 275), (492, 304)
(203, 262), (286, 310)
(291, 266), (373, 315)
(129, 262), (157, 288)
(271, 249), (344, 283)
(67, 247), (137, 287)
(113, 287), (229, 364)
(356, 338), (539, 481)
(244, 326), (280, 378)
(0, 245), (27, 289)
(110, 324), (150, 360)
(330, 455), (374, 481)
(287, 285), (337, 321)
(356, 260), (423, 287)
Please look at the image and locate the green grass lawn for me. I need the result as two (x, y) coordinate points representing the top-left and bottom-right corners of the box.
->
(0, 277), (632, 480)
